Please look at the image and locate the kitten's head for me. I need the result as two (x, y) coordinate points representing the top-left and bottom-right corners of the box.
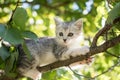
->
(54, 17), (83, 46)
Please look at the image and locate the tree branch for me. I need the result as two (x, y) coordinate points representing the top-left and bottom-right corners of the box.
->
(37, 34), (120, 72)
(106, 51), (120, 58)
(91, 23), (112, 48)
(91, 16), (120, 48)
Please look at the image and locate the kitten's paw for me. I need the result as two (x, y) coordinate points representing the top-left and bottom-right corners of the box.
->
(81, 46), (89, 55)
(59, 54), (70, 60)
(69, 46), (89, 57)
(59, 46), (90, 60)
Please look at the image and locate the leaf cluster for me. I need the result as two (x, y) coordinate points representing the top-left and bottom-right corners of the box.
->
(0, 7), (38, 78)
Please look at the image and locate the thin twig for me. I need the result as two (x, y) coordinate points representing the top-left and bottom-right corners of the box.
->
(91, 59), (120, 79)
(106, 51), (120, 58)
(68, 59), (120, 80)
(8, 0), (20, 23)
(68, 66), (91, 79)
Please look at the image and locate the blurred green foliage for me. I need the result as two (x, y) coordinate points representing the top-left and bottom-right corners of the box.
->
(0, 0), (120, 80)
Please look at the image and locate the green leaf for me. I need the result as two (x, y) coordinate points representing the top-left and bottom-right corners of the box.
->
(108, 44), (120, 55)
(12, 7), (28, 30)
(9, 20), (18, 29)
(114, 21), (120, 31)
(22, 41), (32, 60)
(0, 62), (5, 69)
(42, 70), (57, 80)
(0, 24), (6, 38)
(22, 31), (38, 40)
(106, 2), (120, 24)
(3, 28), (23, 45)
(0, 45), (10, 61)
(13, 51), (18, 61)
(5, 51), (18, 78)
(6, 72), (17, 78)
(5, 54), (15, 73)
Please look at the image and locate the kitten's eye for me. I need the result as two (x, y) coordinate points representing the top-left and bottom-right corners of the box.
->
(59, 32), (63, 36)
(68, 33), (73, 37)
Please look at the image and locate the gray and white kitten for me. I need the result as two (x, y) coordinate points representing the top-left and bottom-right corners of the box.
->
(17, 17), (89, 80)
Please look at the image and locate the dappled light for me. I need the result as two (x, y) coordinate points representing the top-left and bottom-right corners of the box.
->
(0, 0), (120, 80)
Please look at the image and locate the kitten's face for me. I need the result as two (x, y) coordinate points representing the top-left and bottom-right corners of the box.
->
(54, 17), (83, 46)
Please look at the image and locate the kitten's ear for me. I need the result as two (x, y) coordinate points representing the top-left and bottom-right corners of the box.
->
(74, 18), (83, 30)
(54, 17), (63, 25)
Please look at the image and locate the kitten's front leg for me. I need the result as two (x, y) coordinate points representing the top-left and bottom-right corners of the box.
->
(70, 46), (89, 57)
(60, 46), (89, 60)
(23, 69), (41, 80)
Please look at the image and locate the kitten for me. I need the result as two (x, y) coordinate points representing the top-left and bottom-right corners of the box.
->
(17, 17), (89, 80)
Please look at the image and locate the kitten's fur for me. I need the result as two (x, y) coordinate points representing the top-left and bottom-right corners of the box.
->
(17, 17), (89, 80)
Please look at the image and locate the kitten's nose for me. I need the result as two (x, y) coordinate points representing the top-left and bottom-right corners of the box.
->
(63, 39), (67, 42)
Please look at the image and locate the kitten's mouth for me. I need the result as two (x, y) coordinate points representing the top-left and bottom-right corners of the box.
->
(64, 42), (67, 45)
(63, 41), (68, 45)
